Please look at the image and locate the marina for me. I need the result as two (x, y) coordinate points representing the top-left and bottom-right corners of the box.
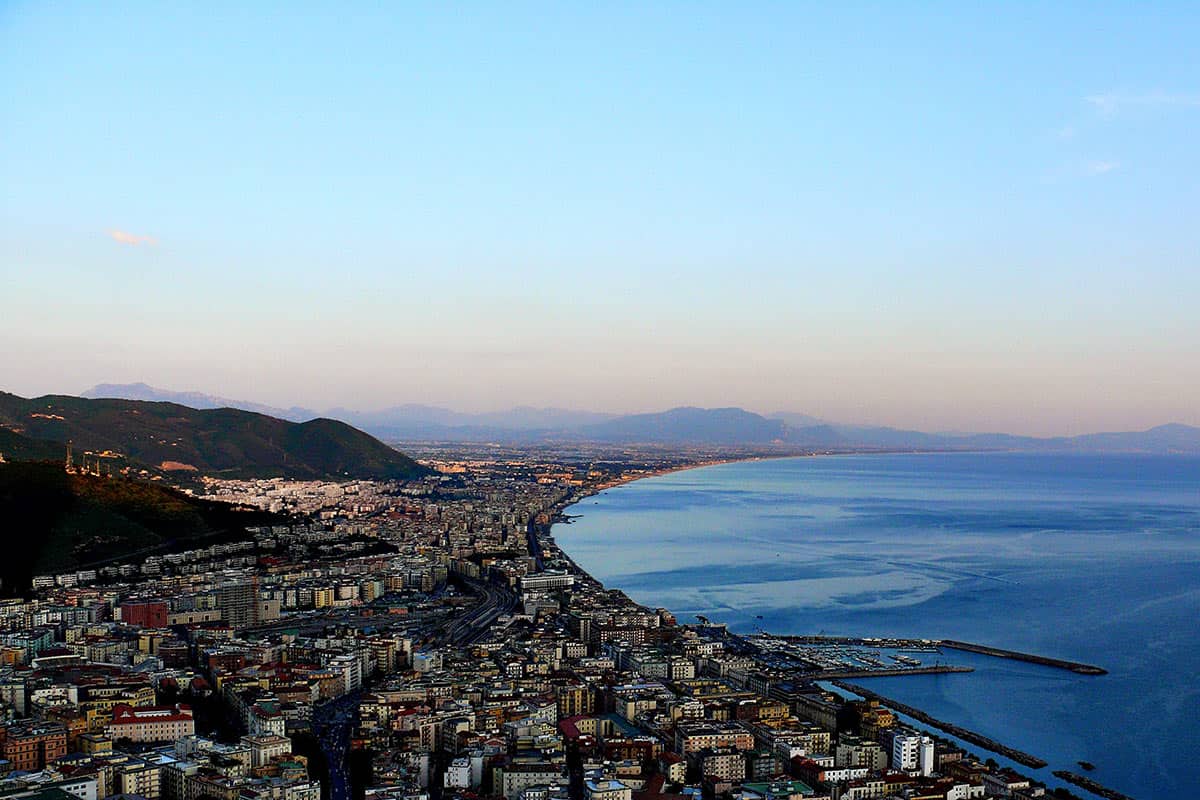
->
(751, 635), (951, 673)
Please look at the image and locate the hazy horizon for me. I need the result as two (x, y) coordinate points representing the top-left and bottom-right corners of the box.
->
(0, 379), (1188, 440)
(4, 4), (1198, 437)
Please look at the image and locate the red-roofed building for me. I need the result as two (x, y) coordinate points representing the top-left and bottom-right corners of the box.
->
(0, 723), (68, 771)
(106, 703), (195, 742)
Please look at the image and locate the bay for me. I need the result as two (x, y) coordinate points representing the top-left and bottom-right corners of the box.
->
(555, 453), (1200, 800)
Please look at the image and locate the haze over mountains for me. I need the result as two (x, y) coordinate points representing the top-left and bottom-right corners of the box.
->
(82, 383), (616, 435)
(83, 382), (317, 423)
(80, 383), (1200, 454)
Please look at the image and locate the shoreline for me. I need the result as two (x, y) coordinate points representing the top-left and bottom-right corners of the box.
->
(562, 444), (1058, 501)
(586, 452), (800, 492)
(547, 458), (1115, 681)
(831, 680), (1049, 769)
(539, 454), (1123, 796)
(549, 454), (1114, 678)
(549, 453), (792, 531)
(539, 488), (1069, 780)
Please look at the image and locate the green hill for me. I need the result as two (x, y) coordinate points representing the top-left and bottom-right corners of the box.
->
(0, 392), (432, 480)
(0, 461), (286, 595)
(0, 427), (63, 462)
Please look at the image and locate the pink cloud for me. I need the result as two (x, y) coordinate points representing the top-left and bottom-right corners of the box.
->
(109, 229), (157, 246)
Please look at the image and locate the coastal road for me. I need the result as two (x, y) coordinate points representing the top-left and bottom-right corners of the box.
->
(525, 514), (546, 571)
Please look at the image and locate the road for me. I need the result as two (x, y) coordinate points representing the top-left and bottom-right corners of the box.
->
(312, 690), (363, 800)
(525, 514), (546, 571)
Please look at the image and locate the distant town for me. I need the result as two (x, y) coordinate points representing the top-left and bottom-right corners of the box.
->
(0, 438), (1132, 800)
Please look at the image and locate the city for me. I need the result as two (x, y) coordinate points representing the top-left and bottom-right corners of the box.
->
(0, 445), (1123, 800)
(4, 4), (1196, 800)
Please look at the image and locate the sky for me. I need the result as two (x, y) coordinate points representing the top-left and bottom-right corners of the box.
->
(2, 2), (1198, 436)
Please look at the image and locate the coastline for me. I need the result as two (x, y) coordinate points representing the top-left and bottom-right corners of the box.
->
(545, 475), (1110, 678)
(573, 445), (1033, 496)
(538, 468), (1071, 779)
(548, 453), (795, 535)
(586, 453), (800, 492)
(538, 453), (1139, 800)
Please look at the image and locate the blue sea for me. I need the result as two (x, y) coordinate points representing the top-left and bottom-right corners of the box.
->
(555, 453), (1200, 800)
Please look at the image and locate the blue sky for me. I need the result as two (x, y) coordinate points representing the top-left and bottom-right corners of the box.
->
(2, 2), (1198, 434)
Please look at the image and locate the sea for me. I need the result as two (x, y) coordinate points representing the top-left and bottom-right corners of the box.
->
(553, 453), (1200, 800)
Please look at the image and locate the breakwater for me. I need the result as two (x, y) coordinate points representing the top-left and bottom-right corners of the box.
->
(1053, 771), (1137, 800)
(831, 680), (1049, 769)
(810, 665), (973, 679)
(941, 640), (1108, 675)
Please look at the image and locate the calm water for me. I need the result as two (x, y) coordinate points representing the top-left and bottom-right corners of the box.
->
(555, 453), (1200, 800)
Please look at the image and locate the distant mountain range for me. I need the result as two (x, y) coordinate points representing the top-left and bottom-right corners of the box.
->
(82, 383), (617, 436)
(580, 407), (788, 444)
(776, 420), (1200, 454)
(577, 411), (1200, 453)
(82, 383), (318, 421)
(78, 383), (1200, 453)
(326, 404), (618, 439)
(1, 392), (431, 480)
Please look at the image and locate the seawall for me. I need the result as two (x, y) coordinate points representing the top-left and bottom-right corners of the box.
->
(941, 640), (1108, 675)
(832, 680), (1049, 769)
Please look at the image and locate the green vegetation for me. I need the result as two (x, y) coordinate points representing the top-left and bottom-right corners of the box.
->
(0, 392), (432, 480)
(0, 461), (285, 595)
(0, 426), (63, 461)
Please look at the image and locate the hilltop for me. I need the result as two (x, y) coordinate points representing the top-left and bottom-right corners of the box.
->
(0, 392), (432, 480)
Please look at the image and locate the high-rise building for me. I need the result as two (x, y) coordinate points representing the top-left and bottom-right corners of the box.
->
(891, 731), (935, 776)
(216, 578), (259, 629)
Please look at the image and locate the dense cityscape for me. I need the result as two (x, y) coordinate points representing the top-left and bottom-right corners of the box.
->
(0, 444), (1127, 800)
(6, 4), (1198, 800)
